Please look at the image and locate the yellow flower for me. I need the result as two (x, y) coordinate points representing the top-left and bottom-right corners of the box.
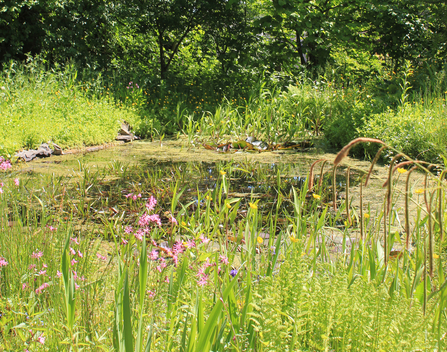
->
(220, 170), (226, 176)
(181, 221), (187, 226)
(290, 236), (300, 243)
(397, 168), (407, 174)
(205, 195), (211, 200)
(249, 202), (258, 210)
(312, 194), (321, 200)
(433, 254), (440, 259)
(364, 213), (370, 219)
(226, 203), (231, 209)
(415, 188), (424, 194)
(257, 236), (263, 244)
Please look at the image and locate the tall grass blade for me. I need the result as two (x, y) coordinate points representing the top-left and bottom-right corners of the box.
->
(195, 265), (243, 351)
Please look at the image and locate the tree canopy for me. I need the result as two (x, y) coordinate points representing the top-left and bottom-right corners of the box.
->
(1, 0), (446, 77)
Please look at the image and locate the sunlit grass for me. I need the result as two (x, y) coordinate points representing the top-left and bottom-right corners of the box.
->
(0, 60), (141, 158)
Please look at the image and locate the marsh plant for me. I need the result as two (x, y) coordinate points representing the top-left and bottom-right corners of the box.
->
(1, 137), (447, 351)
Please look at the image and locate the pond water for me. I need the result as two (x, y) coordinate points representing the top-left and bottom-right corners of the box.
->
(12, 138), (425, 250)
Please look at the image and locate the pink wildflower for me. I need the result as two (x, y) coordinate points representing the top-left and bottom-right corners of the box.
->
(121, 238), (128, 245)
(38, 270), (46, 276)
(219, 255), (229, 265)
(71, 259), (78, 266)
(169, 216), (178, 225)
(172, 241), (184, 255)
(77, 250), (83, 258)
(197, 274), (209, 287)
(57, 270), (62, 277)
(35, 282), (50, 294)
(147, 290), (156, 298)
(172, 255), (179, 266)
(47, 225), (57, 232)
(14, 178), (19, 186)
(31, 251), (43, 259)
(0, 257), (8, 267)
(199, 235), (210, 244)
(22, 283), (28, 290)
(70, 237), (79, 244)
(69, 247), (76, 255)
(197, 266), (206, 277)
(184, 240), (196, 249)
(139, 213), (162, 227)
(124, 225), (133, 234)
(132, 194), (137, 201)
(0, 156), (12, 171)
(148, 250), (158, 261)
(125, 193), (133, 198)
(165, 276), (170, 283)
(28, 264), (36, 270)
(75, 283), (80, 290)
(0, 188), (3, 194)
(156, 260), (167, 272)
(37, 335), (46, 344)
(146, 196), (157, 211)
(96, 253), (107, 261)
(134, 229), (144, 241)
(203, 258), (213, 268)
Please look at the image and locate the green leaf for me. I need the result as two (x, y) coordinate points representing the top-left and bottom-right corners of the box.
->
(196, 264), (243, 351)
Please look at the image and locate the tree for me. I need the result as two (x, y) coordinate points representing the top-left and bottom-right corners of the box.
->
(253, 0), (363, 71)
(0, 1), (46, 65)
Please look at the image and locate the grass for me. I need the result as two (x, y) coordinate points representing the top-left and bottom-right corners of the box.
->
(0, 59), (141, 158)
(1, 139), (447, 350)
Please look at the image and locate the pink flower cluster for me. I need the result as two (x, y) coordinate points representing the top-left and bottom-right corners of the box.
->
(196, 258), (216, 287)
(126, 81), (139, 89)
(123, 195), (170, 243)
(35, 282), (50, 294)
(125, 192), (141, 201)
(27, 250), (51, 294)
(67, 237), (84, 290)
(0, 156), (12, 171)
(0, 256), (8, 267)
(139, 213), (162, 227)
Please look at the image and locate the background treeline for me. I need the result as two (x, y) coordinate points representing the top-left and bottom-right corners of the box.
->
(1, 0), (447, 162)
(2, 0), (446, 80)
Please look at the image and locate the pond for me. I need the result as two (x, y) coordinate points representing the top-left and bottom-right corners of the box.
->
(13, 137), (424, 252)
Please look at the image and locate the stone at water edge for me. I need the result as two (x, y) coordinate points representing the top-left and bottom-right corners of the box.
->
(15, 143), (53, 162)
(51, 142), (63, 155)
(117, 121), (139, 142)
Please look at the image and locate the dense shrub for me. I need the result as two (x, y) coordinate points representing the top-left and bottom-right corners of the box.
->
(361, 100), (447, 162)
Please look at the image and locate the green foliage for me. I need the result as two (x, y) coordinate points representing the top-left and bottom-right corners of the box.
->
(0, 58), (141, 158)
(361, 100), (447, 162)
(250, 256), (433, 350)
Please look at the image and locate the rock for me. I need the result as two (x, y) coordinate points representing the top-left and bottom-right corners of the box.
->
(16, 143), (53, 162)
(117, 121), (136, 142)
(116, 135), (134, 142)
(51, 142), (63, 155)
(119, 121), (132, 136)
